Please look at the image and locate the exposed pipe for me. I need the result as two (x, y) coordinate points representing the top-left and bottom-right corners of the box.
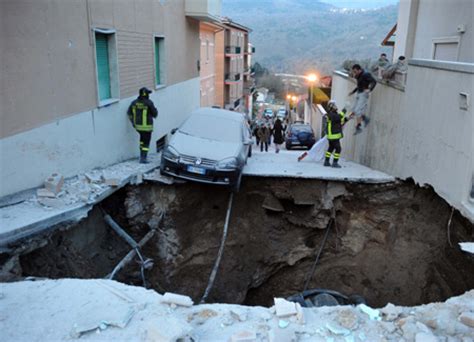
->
(303, 217), (332, 292)
(104, 213), (138, 249)
(106, 229), (156, 281)
(200, 192), (234, 304)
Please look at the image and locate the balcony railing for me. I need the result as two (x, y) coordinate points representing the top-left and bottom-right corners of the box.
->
(225, 73), (241, 82)
(225, 46), (241, 55)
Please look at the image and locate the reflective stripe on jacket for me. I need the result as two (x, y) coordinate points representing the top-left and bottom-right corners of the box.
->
(127, 97), (158, 132)
(326, 110), (346, 140)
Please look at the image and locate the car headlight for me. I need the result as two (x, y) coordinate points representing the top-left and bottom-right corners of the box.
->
(163, 146), (180, 161)
(217, 157), (238, 169)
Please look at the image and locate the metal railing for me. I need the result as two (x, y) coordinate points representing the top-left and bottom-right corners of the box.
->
(225, 46), (241, 54)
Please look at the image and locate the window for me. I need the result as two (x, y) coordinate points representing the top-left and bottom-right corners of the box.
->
(154, 36), (165, 87)
(432, 37), (460, 62)
(94, 30), (119, 105)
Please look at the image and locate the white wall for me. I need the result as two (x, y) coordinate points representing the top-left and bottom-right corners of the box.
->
(0, 78), (200, 197)
(412, 0), (473, 62)
(332, 61), (474, 221)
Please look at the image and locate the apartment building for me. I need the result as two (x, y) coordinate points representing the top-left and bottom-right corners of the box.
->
(331, 0), (474, 221)
(214, 19), (253, 112)
(199, 22), (224, 107)
(0, 0), (221, 198)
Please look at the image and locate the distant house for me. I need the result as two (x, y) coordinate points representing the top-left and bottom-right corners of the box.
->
(0, 0), (221, 198)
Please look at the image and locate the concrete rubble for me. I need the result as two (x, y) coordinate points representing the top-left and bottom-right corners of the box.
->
(0, 156), (160, 246)
(0, 279), (472, 341)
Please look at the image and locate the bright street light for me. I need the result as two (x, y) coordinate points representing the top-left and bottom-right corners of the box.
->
(306, 73), (318, 83)
(291, 96), (297, 102)
(286, 94), (291, 100)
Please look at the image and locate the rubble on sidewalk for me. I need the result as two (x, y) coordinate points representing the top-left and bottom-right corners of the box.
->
(0, 279), (473, 341)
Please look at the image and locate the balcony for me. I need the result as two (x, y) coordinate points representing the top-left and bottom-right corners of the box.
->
(185, 0), (222, 23)
(225, 46), (242, 56)
(225, 72), (241, 84)
(244, 46), (256, 54)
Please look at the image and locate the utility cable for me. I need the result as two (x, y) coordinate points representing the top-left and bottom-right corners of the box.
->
(303, 218), (332, 292)
(200, 192), (234, 304)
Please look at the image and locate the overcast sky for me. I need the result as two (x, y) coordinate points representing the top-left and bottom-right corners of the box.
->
(320, 0), (399, 9)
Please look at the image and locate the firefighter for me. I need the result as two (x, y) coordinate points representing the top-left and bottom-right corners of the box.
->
(127, 87), (158, 163)
(324, 101), (346, 168)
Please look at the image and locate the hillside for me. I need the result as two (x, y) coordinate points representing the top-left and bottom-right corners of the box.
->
(222, 0), (398, 75)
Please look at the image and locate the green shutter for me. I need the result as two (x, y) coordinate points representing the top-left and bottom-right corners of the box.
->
(95, 33), (111, 101)
(155, 38), (160, 85)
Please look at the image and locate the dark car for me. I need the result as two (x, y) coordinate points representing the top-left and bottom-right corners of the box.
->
(160, 108), (252, 192)
(285, 123), (316, 150)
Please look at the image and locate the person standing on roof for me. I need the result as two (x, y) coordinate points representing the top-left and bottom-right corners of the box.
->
(324, 101), (346, 168)
(127, 87), (158, 164)
(348, 64), (376, 135)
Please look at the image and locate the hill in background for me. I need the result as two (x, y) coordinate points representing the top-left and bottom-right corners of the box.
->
(222, 0), (398, 75)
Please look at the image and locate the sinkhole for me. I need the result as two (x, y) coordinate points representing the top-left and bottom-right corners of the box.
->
(3, 177), (474, 308)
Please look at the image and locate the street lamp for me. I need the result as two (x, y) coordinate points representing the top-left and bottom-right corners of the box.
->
(305, 73), (318, 126)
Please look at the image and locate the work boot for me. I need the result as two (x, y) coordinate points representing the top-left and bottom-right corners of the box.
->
(139, 151), (149, 164)
(362, 115), (371, 127)
(324, 158), (331, 167)
(332, 160), (342, 168)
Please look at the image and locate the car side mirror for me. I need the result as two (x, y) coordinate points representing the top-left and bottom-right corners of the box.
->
(171, 128), (178, 135)
(244, 138), (253, 145)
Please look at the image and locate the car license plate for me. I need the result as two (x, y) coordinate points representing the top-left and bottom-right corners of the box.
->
(187, 166), (206, 175)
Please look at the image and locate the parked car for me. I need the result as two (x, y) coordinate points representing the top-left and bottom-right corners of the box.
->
(277, 108), (287, 119)
(264, 108), (274, 118)
(161, 108), (252, 191)
(285, 123), (316, 150)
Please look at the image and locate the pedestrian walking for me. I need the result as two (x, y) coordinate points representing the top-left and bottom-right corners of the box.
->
(324, 101), (346, 168)
(348, 64), (376, 135)
(258, 124), (270, 152)
(272, 118), (285, 153)
(127, 87), (158, 163)
(253, 123), (260, 147)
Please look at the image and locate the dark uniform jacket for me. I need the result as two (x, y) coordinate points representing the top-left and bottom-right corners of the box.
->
(326, 110), (346, 140)
(127, 96), (158, 132)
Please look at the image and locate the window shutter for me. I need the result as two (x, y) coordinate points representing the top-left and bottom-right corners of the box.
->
(155, 38), (161, 85)
(95, 34), (111, 101)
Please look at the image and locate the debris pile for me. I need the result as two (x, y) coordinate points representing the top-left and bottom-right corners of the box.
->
(0, 279), (472, 341)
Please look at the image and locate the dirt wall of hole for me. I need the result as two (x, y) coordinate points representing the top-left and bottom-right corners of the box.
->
(8, 178), (474, 308)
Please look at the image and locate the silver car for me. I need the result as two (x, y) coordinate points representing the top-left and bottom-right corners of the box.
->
(160, 108), (252, 191)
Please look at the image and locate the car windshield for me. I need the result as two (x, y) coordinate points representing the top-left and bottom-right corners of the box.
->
(180, 114), (242, 143)
(292, 125), (312, 132)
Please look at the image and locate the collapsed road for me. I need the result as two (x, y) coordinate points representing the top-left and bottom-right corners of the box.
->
(2, 176), (473, 309)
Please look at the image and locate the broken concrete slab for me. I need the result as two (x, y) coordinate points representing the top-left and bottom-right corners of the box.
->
(274, 298), (298, 318)
(230, 330), (257, 342)
(44, 173), (64, 194)
(36, 188), (56, 198)
(162, 292), (194, 307)
(459, 312), (474, 328)
(262, 193), (285, 212)
(84, 172), (103, 184)
(459, 242), (474, 254)
(38, 197), (65, 208)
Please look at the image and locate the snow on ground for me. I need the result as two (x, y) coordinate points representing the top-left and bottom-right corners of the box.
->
(0, 279), (473, 341)
(244, 147), (395, 184)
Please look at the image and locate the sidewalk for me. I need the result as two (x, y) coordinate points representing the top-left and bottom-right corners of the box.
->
(0, 155), (161, 247)
(244, 147), (395, 184)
